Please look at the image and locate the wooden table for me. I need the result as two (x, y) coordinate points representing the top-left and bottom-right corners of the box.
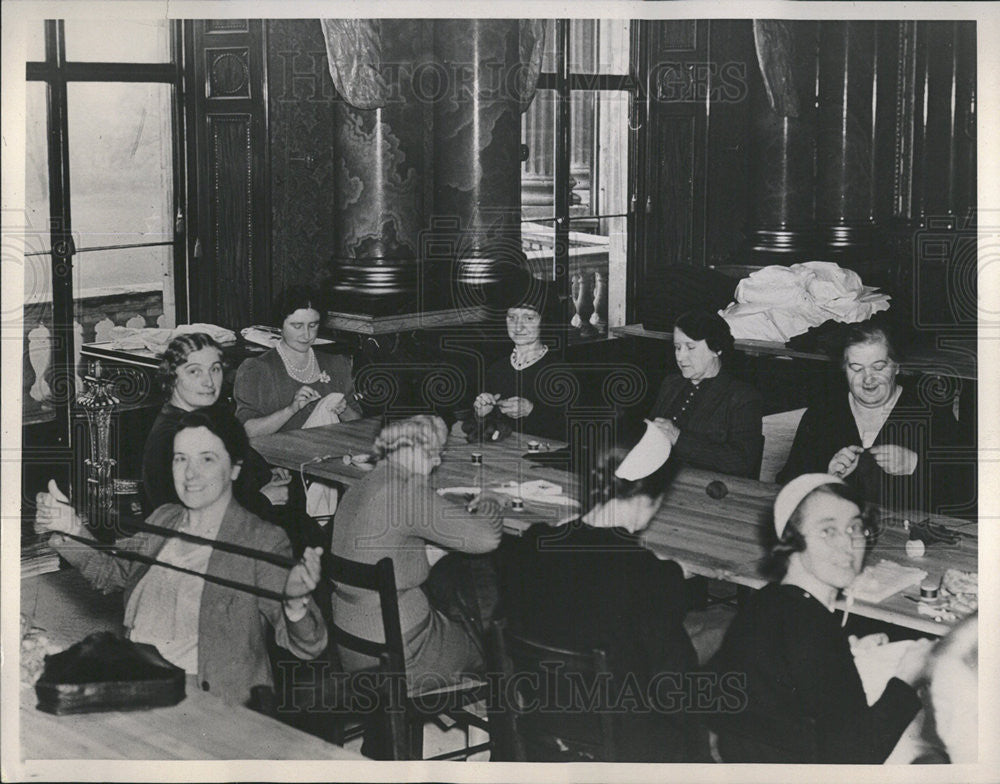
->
(252, 419), (977, 636)
(18, 571), (366, 762)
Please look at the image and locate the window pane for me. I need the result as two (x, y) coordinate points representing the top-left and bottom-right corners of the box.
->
(522, 88), (556, 228)
(64, 19), (170, 62)
(26, 22), (47, 62)
(67, 82), (174, 244)
(26, 81), (50, 246)
(74, 246), (170, 343)
(568, 90), (630, 222)
(541, 20), (630, 76)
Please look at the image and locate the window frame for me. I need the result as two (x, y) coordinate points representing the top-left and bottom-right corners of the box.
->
(528, 19), (639, 328)
(25, 19), (188, 441)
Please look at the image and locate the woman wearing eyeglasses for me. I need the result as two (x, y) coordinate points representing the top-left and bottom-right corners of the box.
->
(707, 474), (931, 763)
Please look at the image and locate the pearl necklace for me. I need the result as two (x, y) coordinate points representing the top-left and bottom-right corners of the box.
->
(510, 344), (548, 371)
(276, 340), (321, 384)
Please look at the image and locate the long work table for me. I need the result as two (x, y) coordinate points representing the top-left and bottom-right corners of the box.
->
(252, 418), (977, 637)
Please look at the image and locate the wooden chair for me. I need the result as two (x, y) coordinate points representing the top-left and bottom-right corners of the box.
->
(322, 554), (490, 760)
(709, 708), (819, 763)
(485, 619), (617, 762)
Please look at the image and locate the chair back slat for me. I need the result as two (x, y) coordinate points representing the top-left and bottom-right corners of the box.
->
(326, 555), (407, 672)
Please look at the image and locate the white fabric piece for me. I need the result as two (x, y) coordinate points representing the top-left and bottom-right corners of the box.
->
(851, 559), (928, 604)
(301, 393), (344, 519)
(853, 639), (918, 706)
(106, 323), (237, 354)
(615, 419), (672, 481)
(721, 262), (891, 342)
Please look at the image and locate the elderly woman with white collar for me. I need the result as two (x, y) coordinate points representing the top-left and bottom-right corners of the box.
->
(777, 320), (954, 512)
(496, 422), (703, 762)
(708, 474), (931, 764)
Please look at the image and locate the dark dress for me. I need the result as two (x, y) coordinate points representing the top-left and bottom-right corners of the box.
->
(776, 383), (956, 513)
(648, 372), (763, 478)
(708, 583), (921, 764)
(483, 350), (573, 442)
(497, 520), (703, 762)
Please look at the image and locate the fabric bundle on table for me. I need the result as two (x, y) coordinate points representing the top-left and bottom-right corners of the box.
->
(720, 262), (890, 343)
(105, 323), (237, 354)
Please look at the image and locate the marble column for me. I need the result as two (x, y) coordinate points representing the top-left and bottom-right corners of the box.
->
(432, 19), (525, 302)
(815, 21), (878, 264)
(746, 20), (817, 264)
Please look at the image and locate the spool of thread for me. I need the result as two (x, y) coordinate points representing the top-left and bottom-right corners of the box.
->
(905, 538), (925, 558)
(527, 440), (540, 452)
(920, 579), (939, 600)
(706, 480), (728, 500)
(511, 497), (524, 511)
(471, 452), (483, 465)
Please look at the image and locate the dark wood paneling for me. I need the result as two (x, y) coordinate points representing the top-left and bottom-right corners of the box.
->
(705, 21), (753, 266)
(648, 115), (696, 267)
(208, 114), (254, 326)
(187, 20), (269, 329)
(265, 19), (338, 294)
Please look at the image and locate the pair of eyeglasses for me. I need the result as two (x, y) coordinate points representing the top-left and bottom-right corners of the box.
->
(814, 524), (871, 543)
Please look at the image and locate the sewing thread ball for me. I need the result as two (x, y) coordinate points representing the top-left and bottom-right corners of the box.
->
(706, 480), (728, 500)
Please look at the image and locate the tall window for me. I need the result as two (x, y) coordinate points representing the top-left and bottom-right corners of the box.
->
(23, 20), (185, 437)
(521, 19), (634, 339)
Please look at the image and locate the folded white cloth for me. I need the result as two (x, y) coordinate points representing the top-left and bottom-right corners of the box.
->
(107, 323), (237, 354)
(301, 393), (344, 519)
(851, 559), (927, 604)
(438, 481), (581, 509)
(493, 480), (581, 508)
(721, 261), (891, 342)
(853, 639), (918, 706)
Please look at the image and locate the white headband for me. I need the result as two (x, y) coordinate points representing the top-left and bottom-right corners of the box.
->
(615, 420), (672, 482)
(773, 473), (845, 537)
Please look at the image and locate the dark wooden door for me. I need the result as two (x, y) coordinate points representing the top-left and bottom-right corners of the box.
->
(185, 19), (271, 330)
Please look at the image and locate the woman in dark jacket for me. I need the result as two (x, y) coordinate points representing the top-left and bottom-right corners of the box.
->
(708, 474), (930, 763)
(777, 320), (956, 512)
(141, 333), (323, 555)
(497, 422), (704, 762)
(473, 267), (573, 442)
(648, 309), (763, 478)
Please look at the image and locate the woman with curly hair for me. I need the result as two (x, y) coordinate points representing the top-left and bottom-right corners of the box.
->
(330, 415), (505, 690)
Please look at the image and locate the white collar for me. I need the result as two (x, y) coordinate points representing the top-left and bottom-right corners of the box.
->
(782, 562), (839, 612)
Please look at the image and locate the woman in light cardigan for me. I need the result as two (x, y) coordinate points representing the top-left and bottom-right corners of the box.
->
(330, 415), (505, 691)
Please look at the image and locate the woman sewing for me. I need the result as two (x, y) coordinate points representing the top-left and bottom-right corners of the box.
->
(473, 268), (570, 442)
(648, 309), (763, 478)
(708, 474), (930, 763)
(234, 285), (362, 437)
(777, 320), (953, 511)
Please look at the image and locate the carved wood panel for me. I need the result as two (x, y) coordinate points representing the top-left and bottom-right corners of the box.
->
(186, 20), (269, 329)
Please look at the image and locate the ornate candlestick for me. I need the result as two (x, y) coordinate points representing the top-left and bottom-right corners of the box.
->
(77, 361), (119, 534)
